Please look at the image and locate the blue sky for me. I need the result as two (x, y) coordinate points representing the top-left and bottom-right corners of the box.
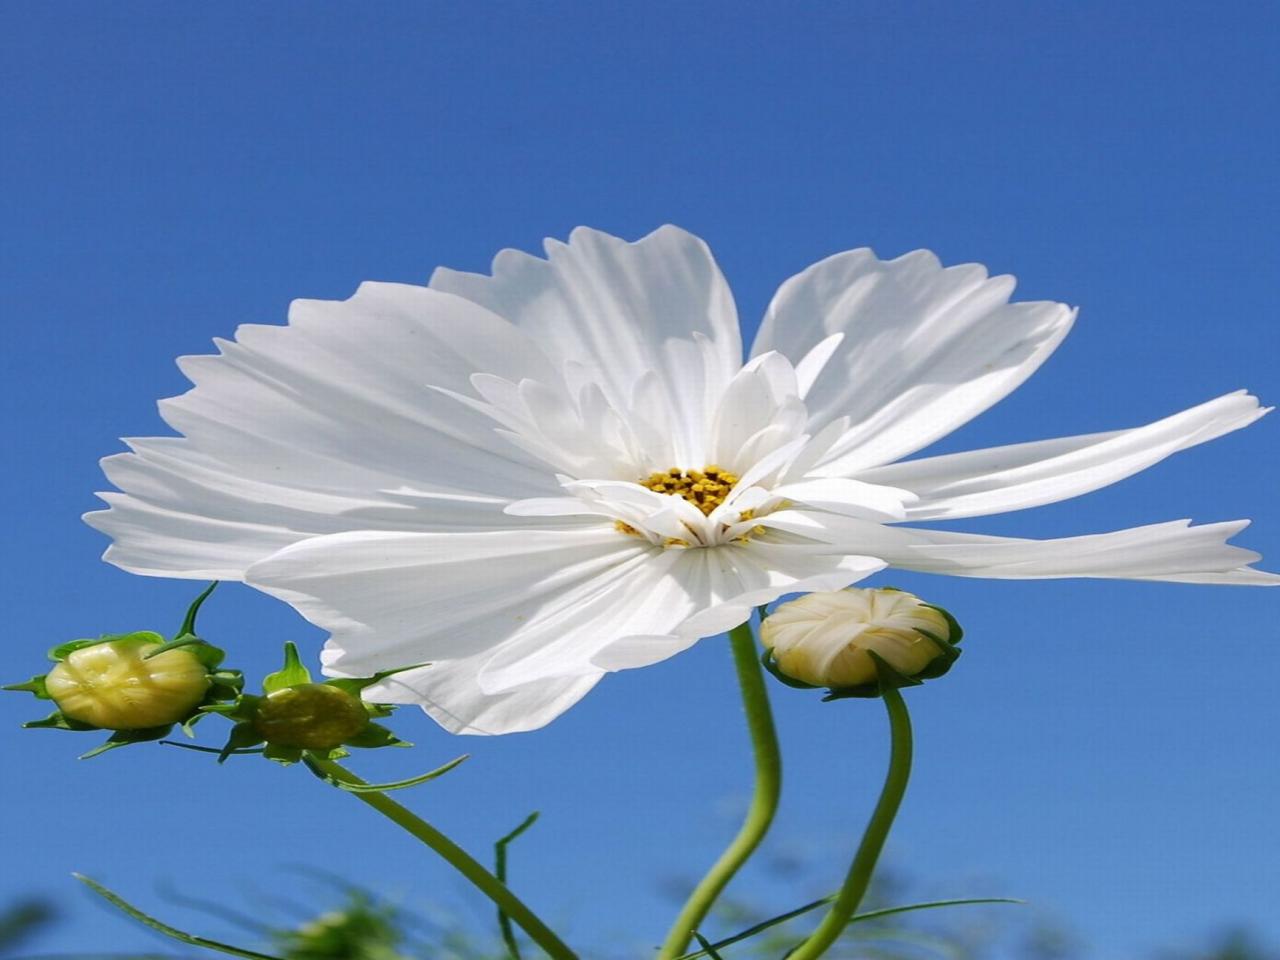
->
(2, 2), (1277, 957)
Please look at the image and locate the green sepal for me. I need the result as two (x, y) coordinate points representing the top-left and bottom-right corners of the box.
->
(47, 638), (108, 661)
(48, 632), (166, 662)
(2, 674), (50, 699)
(142, 636), (227, 672)
(175, 581), (219, 640)
(262, 742), (305, 766)
(324, 676), (381, 697)
(208, 669), (245, 699)
(342, 721), (410, 750)
(760, 647), (822, 690)
(324, 675), (397, 720)
(79, 725), (173, 760)
(822, 650), (923, 701)
(921, 601), (964, 646)
(263, 642), (312, 693)
(23, 709), (98, 732)
(218, 721), (266, 763)
(202, 693), (262, 722)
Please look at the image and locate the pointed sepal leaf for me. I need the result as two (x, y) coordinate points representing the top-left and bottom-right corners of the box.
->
(218, 721), (266, 763)
(262, 741), (305, 766)
(3, 674), (50, 699)
(263, 642), (312, 693)
(342, 722), (410, 750)
(175, 581), (219, 641)
(23, 709), (98, 732)
(79, 725), (172, 760)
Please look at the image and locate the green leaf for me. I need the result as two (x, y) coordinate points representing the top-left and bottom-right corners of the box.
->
(263, 642), (311, 693)
(673, 897), (1023, 960)
(494, 811), (540, 960)
(692, 933), (726, 960)
(303, 753), (468, 793)
(176, 581), (219, 640)
(160, 740), (266, 757)
(74, 874), (284, 960)
(2, 674), (50, 699)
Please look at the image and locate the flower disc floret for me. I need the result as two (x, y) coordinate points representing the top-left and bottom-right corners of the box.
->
(252, 683), (371, 750)
(45, 637), (211, 730)
(640, 466), (740, 516)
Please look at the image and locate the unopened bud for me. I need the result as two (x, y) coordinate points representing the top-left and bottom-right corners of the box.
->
(762, 588), (959, 692)
(45, 635), (212, 730)
(252, 683), (370, 750)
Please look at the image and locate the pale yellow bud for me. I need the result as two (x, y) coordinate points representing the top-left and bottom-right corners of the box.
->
(761, 588), (952, 689)
(45, 638), (212, 730)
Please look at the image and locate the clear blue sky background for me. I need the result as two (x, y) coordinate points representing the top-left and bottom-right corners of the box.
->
(2, 3), (1277, 958)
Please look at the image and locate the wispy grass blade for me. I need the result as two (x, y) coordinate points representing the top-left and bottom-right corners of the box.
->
(74, 875), (284, 960)
(675, 897), (1022, 960)
(494, 812), (540, 960)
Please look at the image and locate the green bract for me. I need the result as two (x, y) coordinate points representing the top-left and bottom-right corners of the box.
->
(207, 642), (409, 766)
(4, 583), (243, 758)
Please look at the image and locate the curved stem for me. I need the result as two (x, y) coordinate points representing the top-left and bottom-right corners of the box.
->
(307, 757), (577, 960)
(657, 621), (782, 959)
(786, 685), (913, 960)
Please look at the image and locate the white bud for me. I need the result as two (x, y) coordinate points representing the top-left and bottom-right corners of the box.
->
(761, 588), (952, 689)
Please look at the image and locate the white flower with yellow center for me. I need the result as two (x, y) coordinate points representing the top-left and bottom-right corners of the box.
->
(86, 226), (1278, 734)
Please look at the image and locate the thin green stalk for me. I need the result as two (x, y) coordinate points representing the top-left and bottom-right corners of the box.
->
(786, 685), (913, 960)
(307, 757), (576, 960)
(657, 621), (782, 959)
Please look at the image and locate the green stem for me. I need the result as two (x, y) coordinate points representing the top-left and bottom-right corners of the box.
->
(786, 685), (913, 960)
(657, 621), (782, 959)
(307, 757), (576, 960)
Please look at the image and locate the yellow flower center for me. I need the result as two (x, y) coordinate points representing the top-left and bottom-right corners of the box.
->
(640, 465), (739, 516)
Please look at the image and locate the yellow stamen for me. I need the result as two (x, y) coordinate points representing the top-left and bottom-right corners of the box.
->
(640, 465), (739, 516)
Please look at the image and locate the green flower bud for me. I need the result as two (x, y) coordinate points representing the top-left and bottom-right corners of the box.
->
(762, 587), (961, 695)
(44, 636), (211, 730)
(252, 683), (371, 750)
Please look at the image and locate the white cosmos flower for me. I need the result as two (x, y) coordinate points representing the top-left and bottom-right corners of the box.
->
(86, 226), (1279, 735)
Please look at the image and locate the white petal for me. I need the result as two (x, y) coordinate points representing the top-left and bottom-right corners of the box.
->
(88, 283), (565, 578)
(431, 225), (743, 466)
(760, 511), (1280, 584)
(244, 527), (654, 672)
(753, 248), (1075, 471)
(362, 655), (602, 736)
(484, 538), (885, 687)
(855, 391), (1270, 520)
(770, 477), (914, 522)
